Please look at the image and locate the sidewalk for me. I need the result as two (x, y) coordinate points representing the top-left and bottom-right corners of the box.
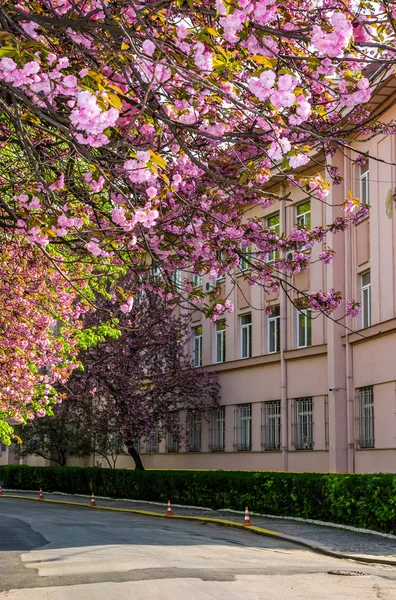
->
(3, 490), (396, 566)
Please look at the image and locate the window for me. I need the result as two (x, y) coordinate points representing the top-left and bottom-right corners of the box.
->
(267, 213), (280, 262)
(167, 432), (179, 453)
(356, 386), (374, 448)
(192, 273), (202, 288)
(215, 320), (226, 363)
(361, 271), (371, 328)
(292, 398), (313, 450)
(296, 309), (312, 348)
(261, 401), (281, 451)
(239, 245), (252, 271)
(171, 269), (182, 289)
(192, 325), (202, 367)
(152, 265), (161, 282)
(240, 314), (252, 359)
(186, 412), (201, 452)
(268, 306), (280, 353)
(146, 427), (159, 454)
(209, 407), (225, 451)
(296, 200), (311, 230)
(360, 161), (370, 205)
(235, 404), (252, 451)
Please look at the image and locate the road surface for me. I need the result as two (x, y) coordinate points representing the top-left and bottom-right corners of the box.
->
(1, 498), (396, 599)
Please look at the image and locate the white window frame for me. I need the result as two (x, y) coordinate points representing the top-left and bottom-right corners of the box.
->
(239, 245), (252, 271)
(192, 325), (202, 367)
(356, 386), (374, 449)
(293, 398), (313, 450)
(210, 407), (225, 452)
(360, 162), (370, 206)
(186, 412), (201, 452)
(361, 271), (371, 329)
(192, 273), (202, 288)
(261, 401), (281, 451)
(240, 314), (252, 359)
(146, 427), (159, 454)
(296, 308), (312, 348)
(268, 306), (280, 353)
(267, 213), (280, 263)
(215, 320), (226, 363)
(235, 404), (252, 451)
(171, 269), (182, 289)
(296, 200), (311, 230)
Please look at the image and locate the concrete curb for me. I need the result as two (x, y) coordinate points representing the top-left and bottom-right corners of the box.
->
(2, 494), (396, 567)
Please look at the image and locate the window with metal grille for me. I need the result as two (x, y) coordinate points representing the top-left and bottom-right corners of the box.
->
(267, 212), (280, 262)
(356, 386), (374, 449)
(240, 314), (252, 359)
(360, 162), (370, 205)
(215, 320), (226, 363)
(361, 271), (371, 329)
(235, 404), (252, 451)
(239, 245), (252, 271)
(268, 306), (280, 353)
(296, 308), (312, 348)
(292, 398), (313, 450)
(167, 432), (180, 453)
(186, 412), (201, 452)
(209, 407), (225, 451)
(261, 401), (281, 451)
(192, 325), (202, 367)
(146, 427), (159, 454)
(324, 395), (329, 450)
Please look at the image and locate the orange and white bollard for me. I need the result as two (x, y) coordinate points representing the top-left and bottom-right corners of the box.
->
(90, 492), (96, 507)
(39, 487), (44, 501)
(243, 506), (252, 526)
(0, 486), (2, 496)
(166, 499), (173, 516)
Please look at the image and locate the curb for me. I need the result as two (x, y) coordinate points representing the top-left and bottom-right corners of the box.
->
(2, 494), (396, 567)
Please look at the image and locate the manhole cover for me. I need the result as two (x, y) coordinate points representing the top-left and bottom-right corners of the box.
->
(328, 570), (365, 577)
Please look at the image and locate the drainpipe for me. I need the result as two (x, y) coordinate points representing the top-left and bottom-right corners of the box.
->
(280, 184), (288, 471)
(344, 152), (355, 473)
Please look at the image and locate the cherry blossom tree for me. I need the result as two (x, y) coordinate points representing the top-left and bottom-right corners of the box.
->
(0, 1), (392, 322)
(63, 286), (220, 470)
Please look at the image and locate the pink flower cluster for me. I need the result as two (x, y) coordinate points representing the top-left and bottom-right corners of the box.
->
(70, 90), (119, 147)
(311, 12), (353, 57)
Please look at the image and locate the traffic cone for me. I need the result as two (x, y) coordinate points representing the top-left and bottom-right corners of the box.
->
(243, 506), (251, 526)
(0, 486), (2, 496)
(39, 487), (44, 500)
(166, 499), (173, 516)
(90, 492), (96, 507)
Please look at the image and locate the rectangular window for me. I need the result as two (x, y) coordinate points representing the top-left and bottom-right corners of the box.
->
(267, 213), (280, 262)
(261, 401), (281, 451)
(209, 407), (225, 451)
(240, 314), (252, 359)
(360, 162), (370, 206)
(296, 309), (312, 348)
(192, 273), (202, 288)
(145, 427), (159, 454)
(356, 386), (374, 448)
(186, 412), (201, 452)
(361, 271), (371, 328)
(152, 265), (161, 282)
(292, 398), (313, 450)
(192, 325), (202, 367)
(296, 200), (311, 230)
(167, 433), (179, 453)
(268, 306), (280, 353)
(235, 404), (252, 451)
(171, 269), (182, 289)
(215, 320), (226, 363)
(239, 245), (252, 271)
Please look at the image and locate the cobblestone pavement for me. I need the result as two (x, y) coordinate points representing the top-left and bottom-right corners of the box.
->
(3, 491), (396, 562)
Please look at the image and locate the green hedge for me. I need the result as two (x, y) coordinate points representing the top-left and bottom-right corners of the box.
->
(1, 465), (396, 533)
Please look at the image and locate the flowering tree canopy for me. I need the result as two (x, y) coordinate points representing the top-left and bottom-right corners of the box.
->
(0, 1), (395, 434)
(63, 287), (220, 469)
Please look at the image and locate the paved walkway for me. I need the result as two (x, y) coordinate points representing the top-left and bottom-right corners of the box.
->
(2, 490), (396, 565)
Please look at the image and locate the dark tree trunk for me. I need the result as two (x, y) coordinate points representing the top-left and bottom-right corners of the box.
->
(127, 445), (145, 470)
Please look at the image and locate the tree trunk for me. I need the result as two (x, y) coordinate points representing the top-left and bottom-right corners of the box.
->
(127, 445), (145, 470)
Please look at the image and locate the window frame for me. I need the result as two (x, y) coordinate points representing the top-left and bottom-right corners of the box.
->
(266, 212), (280, 263)
(235, 404), (252, 451)
(356, 386), (374, 449)
(261, 401), (281, 451)
(239, 244), (252, 271)
(268, 305), (280, 353)
(296, 308), (312, 348)
(215, 320), (226, 364)
(359, 162), (370, 206)
(361, 270), (371, 329)
(240, 313), (252, 359)
(186, 412), (202, 452)
(292, 397), (313, 450)
(192, 325), (203, 367)
(296, 200), (311, 230)
(145, 427), (159, 454)
(209, 407), (225, 452)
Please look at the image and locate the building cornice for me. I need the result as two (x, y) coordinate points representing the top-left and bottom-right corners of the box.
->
(343, 317), (396, 346)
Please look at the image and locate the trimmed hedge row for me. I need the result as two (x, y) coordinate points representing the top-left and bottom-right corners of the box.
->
(1, 465), (396, 533)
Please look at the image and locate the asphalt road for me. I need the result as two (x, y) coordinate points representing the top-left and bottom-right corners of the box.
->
(1, 498), (396, 599)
